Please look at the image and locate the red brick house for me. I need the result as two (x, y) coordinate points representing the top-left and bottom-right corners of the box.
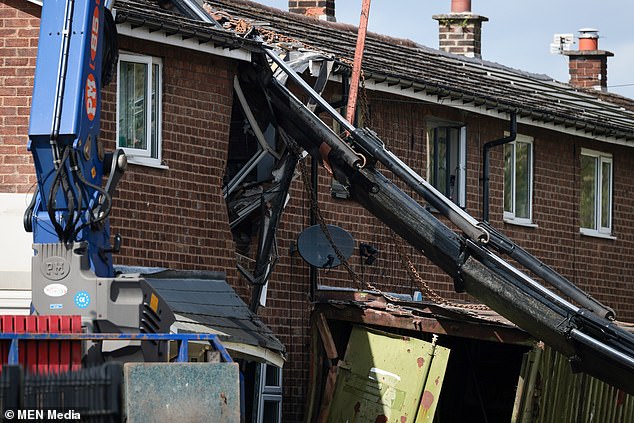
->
(1, 0), (634, 421)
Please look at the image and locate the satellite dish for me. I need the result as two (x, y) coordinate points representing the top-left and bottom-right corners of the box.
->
(296, 224), (354, 269)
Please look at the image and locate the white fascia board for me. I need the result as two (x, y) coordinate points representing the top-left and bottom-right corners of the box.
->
(222, 342), (286, 368)
(332, 73), (633, 148)
(117, 23), (251, 62)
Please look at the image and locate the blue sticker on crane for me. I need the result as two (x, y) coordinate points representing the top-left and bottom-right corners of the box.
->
(74, 291), (91, 309)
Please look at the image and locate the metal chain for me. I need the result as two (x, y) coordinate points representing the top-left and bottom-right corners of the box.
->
(390, 232), (490, 311)
(285, 137), (360, 284)
(357, 69), (371, 127)
(283, 135), (411, 313)
(351, 68), (487, 313)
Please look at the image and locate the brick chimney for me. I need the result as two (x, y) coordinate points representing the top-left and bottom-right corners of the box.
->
(288, 1), (335, 22)
(563, 28), (613, 91)
(432, 0), (488, 59)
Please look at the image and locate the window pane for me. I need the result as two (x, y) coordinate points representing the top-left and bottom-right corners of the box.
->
(514, 142), (530, 219)
(580, 155), (597, 229)
(263, 400), (280, 423)
(429, 128), (448, 195)
(601, 161), (611, 228)
(119, 61), (148, 150)
(151, 63), (159, 159)
(503, 143), (513, 213)
(265, 365), (280, 387)
(429, 126), (464, 205)
(437, 129), (447, 195)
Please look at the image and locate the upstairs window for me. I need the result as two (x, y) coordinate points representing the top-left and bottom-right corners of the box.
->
(427, 124), (466, 207)
(504, 135), (533, 224)
(580, 149), (613, 237)
(117, 53), (163, 167)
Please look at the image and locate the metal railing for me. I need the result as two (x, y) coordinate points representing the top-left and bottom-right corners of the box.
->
(0, 332), (232, 365)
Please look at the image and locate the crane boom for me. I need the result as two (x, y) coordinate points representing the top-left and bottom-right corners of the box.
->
(242, 47), (634, 395)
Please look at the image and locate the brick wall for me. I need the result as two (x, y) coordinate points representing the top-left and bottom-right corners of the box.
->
(2, 2), (634, 422)
(102, 36), (241, 290)
(569, 56), (608, 89)
(255, 88), (634, 421)
(565, 51), (612, 90)
(0, 0), (39, 194)
(288, 0), (335, 21)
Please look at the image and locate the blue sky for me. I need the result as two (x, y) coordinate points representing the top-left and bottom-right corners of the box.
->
(256, 0), (634, 98)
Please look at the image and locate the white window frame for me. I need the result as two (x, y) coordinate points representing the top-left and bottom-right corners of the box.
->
(116, 52), (164, 168)
(254, 363), (282, 423)
(503, 134), (535, 226)
(580, 148), (614, 238)
(426, 124), (467, 208)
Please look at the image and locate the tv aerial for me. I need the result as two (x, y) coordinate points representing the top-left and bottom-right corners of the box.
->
(550, 33), (574, 54)
(296, 224), (355, 269)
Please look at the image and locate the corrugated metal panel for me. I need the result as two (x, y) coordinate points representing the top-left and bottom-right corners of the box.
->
(0, 291), (31, 315)
(513, 344), (634, 422)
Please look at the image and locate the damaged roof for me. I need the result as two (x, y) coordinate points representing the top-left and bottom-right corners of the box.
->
(315, 288), (634, 345)
(201, 0), (634, 144)
(111, 0), (634, 143)
(315, 288), (537, 346)
(113, 0), (260, 53)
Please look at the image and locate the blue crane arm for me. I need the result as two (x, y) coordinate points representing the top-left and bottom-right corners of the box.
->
(27, 0), (122, 278)
(23, 2), (175, 364)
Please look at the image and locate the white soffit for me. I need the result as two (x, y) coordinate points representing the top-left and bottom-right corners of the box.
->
(116, 23), (251, 62)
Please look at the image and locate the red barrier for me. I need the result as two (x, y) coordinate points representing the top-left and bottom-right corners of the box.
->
(60, 316), (72, 373)
(0, 315), (83, 374)
(25, 316), (37, 374)
(71, 316), (82, 371)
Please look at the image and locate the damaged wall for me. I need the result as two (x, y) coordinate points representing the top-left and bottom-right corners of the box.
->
(101, 36), (241, 294)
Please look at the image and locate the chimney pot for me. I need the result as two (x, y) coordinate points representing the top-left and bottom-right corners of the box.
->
(578, 28), (599, 51)
(451, 0), (471, 13)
